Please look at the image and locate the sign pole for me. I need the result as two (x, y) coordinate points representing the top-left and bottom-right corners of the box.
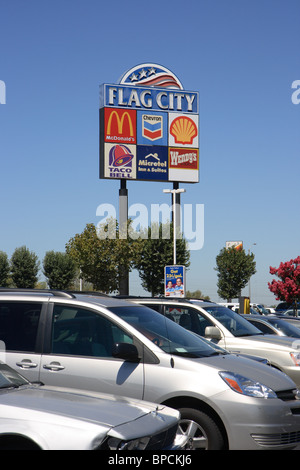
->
(173, 182), (181, 251)
(119, 179), (129, 295)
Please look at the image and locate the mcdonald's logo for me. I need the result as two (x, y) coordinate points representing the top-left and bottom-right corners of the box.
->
(104, 108), (136, 144)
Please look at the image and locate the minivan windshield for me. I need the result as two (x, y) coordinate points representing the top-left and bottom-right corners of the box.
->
(108, 305), (228, 358)
(192, 303), (263, 338)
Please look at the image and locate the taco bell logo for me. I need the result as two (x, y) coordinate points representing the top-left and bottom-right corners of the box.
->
(0, 80), (6, 104)
(109, 144), (134, 167)
(107, 144), (135, 179)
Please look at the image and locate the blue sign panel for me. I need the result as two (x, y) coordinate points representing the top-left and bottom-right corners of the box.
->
(137, 111), (168, 146)
(136, 146), (168, 181)
(100, 84), (198, 114)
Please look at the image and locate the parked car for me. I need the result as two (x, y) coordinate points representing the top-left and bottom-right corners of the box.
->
(0, 361), (180, 450)
(281, 310), (300, 317)
(132, 297), (300, 388)
(264, 307), (276, 314)
(278, 316), (300, 329)
(1, 289), (300, 450)
(218, 303), (270, 315)
(240, 315), (300, 338)
(275, 302), (300, 314)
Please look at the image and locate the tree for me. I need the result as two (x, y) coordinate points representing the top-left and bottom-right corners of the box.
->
(0, 251), (10, 287)
(134, 222), (190, 296)
(66, 221), (140, 293)
(10, 246), (40, 288)
(215, 247), (256, 301)
(268, 257), (300, 316)
(186, 289), (210, 300)
(43, 251), (77, 289)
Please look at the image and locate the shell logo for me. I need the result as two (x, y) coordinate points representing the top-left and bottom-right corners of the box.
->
(170, 116), (197, 145)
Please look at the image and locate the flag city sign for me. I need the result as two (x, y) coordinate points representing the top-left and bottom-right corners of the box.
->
(99, 64), (199, 183)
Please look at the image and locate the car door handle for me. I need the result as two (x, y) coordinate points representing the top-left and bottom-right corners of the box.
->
(43, 362), (65, 371)
(16, 360), (38, 369)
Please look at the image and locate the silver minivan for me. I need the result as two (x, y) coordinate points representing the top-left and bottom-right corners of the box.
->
(1, 290), (300, 450)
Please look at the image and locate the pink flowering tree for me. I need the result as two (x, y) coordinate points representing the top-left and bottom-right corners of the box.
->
(268, 257), (300, 315)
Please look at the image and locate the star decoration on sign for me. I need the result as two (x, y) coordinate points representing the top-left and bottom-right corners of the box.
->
(129, 73), (139, 82)
(139, 68), (148, 79)
(129, 67), (158, 82)
(148, 67), (156, 76)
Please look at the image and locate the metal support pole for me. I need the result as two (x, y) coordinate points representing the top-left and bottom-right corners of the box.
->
(119, 179), (129, 295)
(172, 190), (177, 265)
(163, 186), (186, 266)
(173, 182), (181, 235)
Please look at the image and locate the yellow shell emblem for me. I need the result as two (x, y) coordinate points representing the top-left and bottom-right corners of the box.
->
(170, 116), (197, 145)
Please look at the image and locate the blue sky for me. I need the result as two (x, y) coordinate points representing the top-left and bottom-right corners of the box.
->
(0, 0), (299, 305)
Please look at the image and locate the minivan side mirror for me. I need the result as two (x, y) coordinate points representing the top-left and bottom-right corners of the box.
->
(205, 326), (222, 340)
(112, 343), (140, 362)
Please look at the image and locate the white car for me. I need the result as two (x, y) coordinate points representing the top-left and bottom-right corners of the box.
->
(0, 362), (180, 450)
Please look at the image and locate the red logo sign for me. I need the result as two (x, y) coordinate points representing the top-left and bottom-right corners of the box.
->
(169, 148), (198, 170)
(104, 108), (136, 144)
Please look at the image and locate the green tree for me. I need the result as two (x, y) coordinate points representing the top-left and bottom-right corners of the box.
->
(134, 222), (190, 296)
(215, 247), (256, 301)
(186, 289), (210, 300)
(10, 246), (40, 288)
(66, 221), (140, 293)
(0, 251), (10, 287)
(43, 251), (77, 289)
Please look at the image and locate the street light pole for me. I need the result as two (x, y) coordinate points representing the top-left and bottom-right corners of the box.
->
(163, 188), (186, 265)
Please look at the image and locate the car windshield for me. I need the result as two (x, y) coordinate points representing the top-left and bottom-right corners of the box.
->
(108, 305), (228, 358)
(0, 362), (30, 389)
(194, 304), (263, 338)
(265, 318), (300, 338)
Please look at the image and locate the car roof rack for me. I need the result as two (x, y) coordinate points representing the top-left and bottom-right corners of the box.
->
(114, 295), (212, 303)
(114, 295), (153, 299)
(67, 290), (110, 297)
(0, 288), (76, 298)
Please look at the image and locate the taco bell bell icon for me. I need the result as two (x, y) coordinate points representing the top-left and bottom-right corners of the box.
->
(108, 144), (135, 179)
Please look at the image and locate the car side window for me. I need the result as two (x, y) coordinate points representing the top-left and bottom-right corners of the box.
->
(0, 302), (42, 352)
(249, 320), (273, 334)
(164, 305), (213, 336)
(51, 305), (133, 358)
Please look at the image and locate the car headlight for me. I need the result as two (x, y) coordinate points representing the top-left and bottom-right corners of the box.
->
(290, 352), (300, 366)
(106, 436), (150, 450)
(219, 371), (277, 398)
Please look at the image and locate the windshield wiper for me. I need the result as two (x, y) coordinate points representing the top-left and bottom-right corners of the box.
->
(0, 384), (20, 390)
(207, 351), (227, 356)
(170, 350), (226, 358)
(170, 351), (199, 358)
(238, 332), (264, 337)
